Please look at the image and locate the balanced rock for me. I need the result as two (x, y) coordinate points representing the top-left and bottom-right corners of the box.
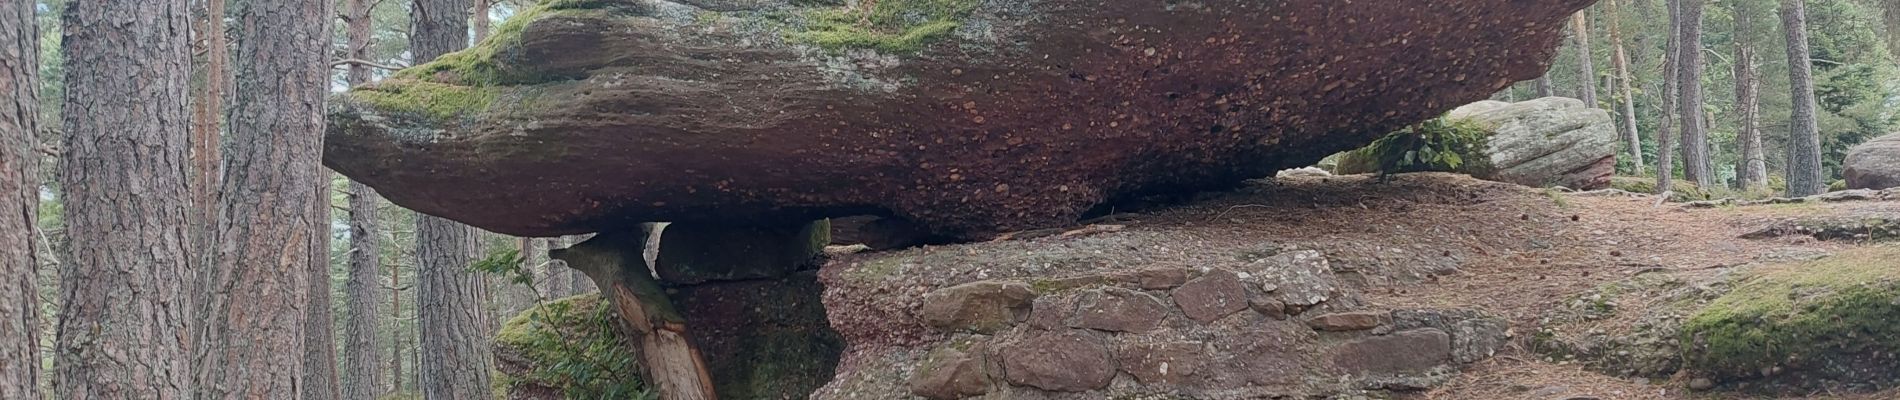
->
(323, 0), (1596, 238)
(1845, 133), (1900, 190)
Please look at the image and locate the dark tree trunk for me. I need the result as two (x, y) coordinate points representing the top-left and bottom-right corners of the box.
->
(0, 0), (42, 396)
(195, 0), (335, 396)
(1734, 3), (1768, 191)
(54, 1), (196, 398)
(191, 0), (227, 251)
(473, 0), (492, 42)
(1572, 11), (1597, 107)
(414, 215), (495, 399)
(1535, 75), (1556, 97)
(304, 174), (339, 400)
(1677, 0), (1712, 189)
(1781, 0), (1825, 196)
(1609, 0), (1644, 174)
(341, 0), (387, 396)
(1658, 0), (1681, 193)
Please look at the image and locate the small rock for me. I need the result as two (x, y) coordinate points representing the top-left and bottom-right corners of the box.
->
(1116, 268), (1193, 290)
(1172, 269), (1252, 323)
(921, 281), (1037, 334)
(908, 343), (991, 400)
(1116, 341), (1209, 385)
(1332, 329), (1453, 375)
(1688, 377), (1715, 391)
(999, 330), (1116, 392)
(1070, 288), (1169, 333)
(1306, 311), (1385, 331)
(1236, 250), (1338, 307)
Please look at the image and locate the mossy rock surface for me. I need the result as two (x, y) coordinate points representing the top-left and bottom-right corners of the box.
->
(1680, 245), (1900, 387)
(494, 295), (654, 400)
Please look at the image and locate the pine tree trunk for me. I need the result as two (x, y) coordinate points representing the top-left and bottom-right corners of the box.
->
(1781, 0), (1826, 196)
(1677, 0), (1713, 189)
(1657, 0), (1681, 193)
(1534, 75), (1555, 98)
(1609, 0), (1645, 174)
(341, 0), (387, 395)
(1734, 5), (1768, 191)
(191, 0), (227, 251)
(1572, 11), (1597, 107)
(414, 215), (495, 399)
(304, 174), (340, 400)
(473, 0), (492, 42)
(410, 0), (496, 395)
(195, 0), (335, 396)
(344, 183), (386, 399)
(0, 0), (42, 396)
(388, 254), (405, 393)
(54, 1), (196, 398)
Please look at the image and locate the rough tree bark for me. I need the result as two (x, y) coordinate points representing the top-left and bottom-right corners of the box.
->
(1609, 0), (1644, 174)
(191, 0), (227, 250)
(1535, 75), (1557, 98)
(54, 0), (196, 398)
(409, 0), (496, 396)
(0, 0), (41, 396)
(303, 174), (339, 400)
(1572, 11), (1597, 107)
(1658, 0), (1681, 193)
(342, 0), (387, 396)
(1734, 2), (1768, 191)
(1781, 0), (1826, 196)
(1677, 0), (1712, 189)
(554, 230), (718, 400)
(195, 0), (335, 396)
(414, 216), (495, 399)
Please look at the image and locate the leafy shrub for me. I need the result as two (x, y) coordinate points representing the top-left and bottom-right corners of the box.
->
(1334, 116), (1492, 178)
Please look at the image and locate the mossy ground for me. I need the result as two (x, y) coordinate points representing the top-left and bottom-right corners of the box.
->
(494, 294), (654, 400)
(785, 0), (978, 53)
(1680, 245), (1900, 381)
(394, 0), (620, 86)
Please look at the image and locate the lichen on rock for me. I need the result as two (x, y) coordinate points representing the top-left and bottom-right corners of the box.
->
(1680, 245), (1900, 388)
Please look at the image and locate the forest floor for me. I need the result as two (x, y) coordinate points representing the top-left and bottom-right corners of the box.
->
(825, 172), (1900, 399)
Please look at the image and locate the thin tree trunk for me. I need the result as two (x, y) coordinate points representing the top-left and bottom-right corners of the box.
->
(1534, 75), (1555, 98)
(195, 0), (335, 396)
(54, 1), (196, 398)
(1677, 0), (1713, 189)
(473, 0), (492, 42)
(1658, 0), (1681, 193)
(1572, 11), (1598, 107)
(191, 0), (227, 252)
(389, 251), (405, 393)
(1609, 0), (1645, 174)
(0, 0), (42, 395)
(1781, 0), (1825, 196)
(304, 174), (339, 400)
(1734, 3), (1768, 191)
(340, 0), (387, 396)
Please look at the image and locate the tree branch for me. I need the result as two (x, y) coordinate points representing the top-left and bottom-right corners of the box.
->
(331, 58), (407, 71)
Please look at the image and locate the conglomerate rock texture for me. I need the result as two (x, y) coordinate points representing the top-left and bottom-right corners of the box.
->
(324, 0), (1595, 238)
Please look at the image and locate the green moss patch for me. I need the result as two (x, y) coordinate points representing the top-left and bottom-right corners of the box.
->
(786, 0), (978, 53)
(394, 0), (619, 85)
(1680, 245), (1900, 382)
(495, 295), (655, 399)
(350, 80), (499, 120)
(1334, 116), (1493, 178)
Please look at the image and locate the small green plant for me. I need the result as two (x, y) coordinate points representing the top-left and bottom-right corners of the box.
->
(473, 248), (653, 399)
(1340, 116), (1491, 181)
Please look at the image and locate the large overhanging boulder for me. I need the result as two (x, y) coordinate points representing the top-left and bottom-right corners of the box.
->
(324, 0), (1595, 238)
